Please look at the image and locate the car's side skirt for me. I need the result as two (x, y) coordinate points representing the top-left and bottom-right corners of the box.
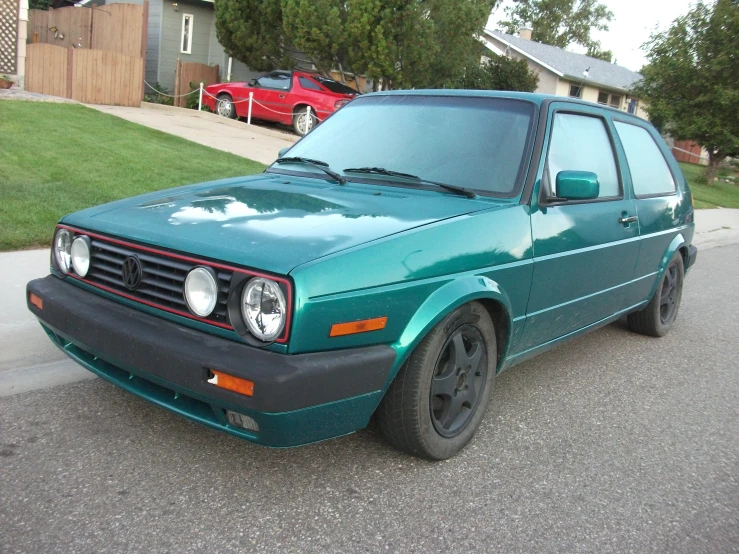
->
(500, 299), (648, 372)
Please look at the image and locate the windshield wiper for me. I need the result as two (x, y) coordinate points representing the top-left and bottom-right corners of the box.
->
(275, 157), (346, 185)
(343, 167), (475, 198)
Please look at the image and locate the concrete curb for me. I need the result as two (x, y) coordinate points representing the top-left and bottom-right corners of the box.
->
(138, 102), (299, 143)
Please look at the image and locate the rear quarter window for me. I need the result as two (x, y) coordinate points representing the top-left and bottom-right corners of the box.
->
(614, 121), (676, 196)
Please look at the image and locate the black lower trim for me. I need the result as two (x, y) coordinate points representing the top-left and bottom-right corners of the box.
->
(27, 276), (396, 413)
(688, 245), (698, 270)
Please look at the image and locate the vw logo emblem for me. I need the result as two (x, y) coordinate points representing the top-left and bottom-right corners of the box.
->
(121, 256), (143, 290)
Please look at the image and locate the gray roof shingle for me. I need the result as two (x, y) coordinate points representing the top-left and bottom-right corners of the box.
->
(487, 30), (643, 92)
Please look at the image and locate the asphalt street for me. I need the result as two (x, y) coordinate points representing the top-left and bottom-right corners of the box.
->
(1, 244), (737, 553)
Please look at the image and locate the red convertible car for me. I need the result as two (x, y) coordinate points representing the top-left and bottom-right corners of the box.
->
(203, 70), (359, 136)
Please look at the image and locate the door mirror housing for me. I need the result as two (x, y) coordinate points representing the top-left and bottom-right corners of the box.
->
(554, 170), (600, 201)
(247, 78), (257, 87)
(278, 147), (290, 158)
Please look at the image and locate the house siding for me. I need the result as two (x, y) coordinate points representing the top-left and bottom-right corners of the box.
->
(483, 31), (648, 119)
(158, 0), (215, 91)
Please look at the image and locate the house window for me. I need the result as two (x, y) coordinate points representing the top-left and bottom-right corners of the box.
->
(569, 84), (582, 98)
(597, 91), (623, 109)
(628, 98), (638, 114)
(181, 14), (193, 54)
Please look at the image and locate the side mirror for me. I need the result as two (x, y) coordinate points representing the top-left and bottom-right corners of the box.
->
(247, 78), (257, 87)
(554, 170), (600, 201)
(278, 147), (290, 158)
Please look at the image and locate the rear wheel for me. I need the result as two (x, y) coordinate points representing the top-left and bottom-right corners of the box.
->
(293, 106), (315, 136)
(216, 94), (236, 119)
(628, 251), (685, 337)
(377, 302), (496, 460)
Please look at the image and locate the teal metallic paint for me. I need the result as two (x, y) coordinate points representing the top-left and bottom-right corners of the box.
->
(288, 204), (533, 356)
(62, 174), (493, 276)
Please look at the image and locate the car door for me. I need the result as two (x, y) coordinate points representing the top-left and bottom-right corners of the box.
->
(611, 119), (685, 305)
(521, 105), (640, 351)
(234, 72), (289, 121)
(250, 72), (291, 123)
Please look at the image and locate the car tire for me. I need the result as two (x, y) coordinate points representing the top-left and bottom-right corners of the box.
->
(628, 251), (685, 337)
(377, 301), (496, 460)
(293, 106), (315, 136)
(216, 94), (236, 119)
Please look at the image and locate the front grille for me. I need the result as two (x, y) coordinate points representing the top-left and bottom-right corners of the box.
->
(85, 238), (232, 326)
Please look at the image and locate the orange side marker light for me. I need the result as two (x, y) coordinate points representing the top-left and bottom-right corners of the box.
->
(330, 316), (387, 337)
(29, 293), (43, 310)
(207, 370), (254, 397)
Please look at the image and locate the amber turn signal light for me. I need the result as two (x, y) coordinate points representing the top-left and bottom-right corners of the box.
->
(207, 370), (254, 397)
(330, 316), (387, 337)
(29, 293), (43, 310)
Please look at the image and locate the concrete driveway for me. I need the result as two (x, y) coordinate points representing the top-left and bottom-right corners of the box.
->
(88, 103), (298, 166)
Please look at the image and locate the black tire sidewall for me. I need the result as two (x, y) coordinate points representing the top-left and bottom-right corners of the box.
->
(413, 302), (496, 460)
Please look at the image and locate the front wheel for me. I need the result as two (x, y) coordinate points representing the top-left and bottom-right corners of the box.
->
(215, 94), (236, 119)
(377, 302), (496, 460)
(293, 106), (315, 136)
(628, 251), (685, 337)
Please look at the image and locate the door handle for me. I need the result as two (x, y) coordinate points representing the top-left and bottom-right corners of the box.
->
(619, 215), (638, 224)
(279, 94), (285, 98)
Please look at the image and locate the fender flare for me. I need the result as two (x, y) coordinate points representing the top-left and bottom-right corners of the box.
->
(386, 275), (514, 389)
(646, 233), (687, 300)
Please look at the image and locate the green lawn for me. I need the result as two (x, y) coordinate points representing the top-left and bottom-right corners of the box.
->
(0, 101), (265, 250)
(678, 162), (739, 209)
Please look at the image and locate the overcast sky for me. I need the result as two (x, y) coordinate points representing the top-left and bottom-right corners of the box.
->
(486, 0), (699, 72)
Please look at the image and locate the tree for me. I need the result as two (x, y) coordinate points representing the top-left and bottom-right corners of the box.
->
(28, 0), (54, 9)
(632, 0), (739, 182)
(214, 0), (293, 72)
(215, 0), (498, 90)
(500, 0), (613, 51)
(586, 45), (613, 62)
(454, 54), (539, 92)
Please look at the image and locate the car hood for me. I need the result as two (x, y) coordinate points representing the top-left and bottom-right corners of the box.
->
(62, 174), (500, 275)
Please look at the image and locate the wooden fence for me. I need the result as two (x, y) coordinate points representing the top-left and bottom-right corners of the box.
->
(25, 2), (146, 106)
(28, 4), (144, 56)
(672, 140), (706, 165)
(25, 43), (67, 97)
(173, 59), (219, 108)
(25, 43), (143, 106)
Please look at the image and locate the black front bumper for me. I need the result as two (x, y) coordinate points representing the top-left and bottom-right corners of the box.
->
(27, 276), (396, 415)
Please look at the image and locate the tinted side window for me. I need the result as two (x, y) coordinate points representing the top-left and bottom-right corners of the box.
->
(256, 73), (291, 90)
(614, 121), (676, 196)
(299, 76), (323, 91)
(547, 113), (620, 198)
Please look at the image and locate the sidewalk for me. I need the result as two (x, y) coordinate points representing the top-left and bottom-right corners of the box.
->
(87, 103), (298, 165)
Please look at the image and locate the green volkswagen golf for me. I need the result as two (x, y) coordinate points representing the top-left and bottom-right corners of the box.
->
(26, 91), (697, 460)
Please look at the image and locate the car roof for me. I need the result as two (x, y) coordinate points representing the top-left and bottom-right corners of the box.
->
(365, 89), (646, 124)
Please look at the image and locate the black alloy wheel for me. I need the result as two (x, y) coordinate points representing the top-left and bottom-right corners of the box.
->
(429, 325), (488, 437)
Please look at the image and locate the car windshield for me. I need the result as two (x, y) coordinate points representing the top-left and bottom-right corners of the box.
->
(313, 76), (359, 95)
(272, 95), (535, 196)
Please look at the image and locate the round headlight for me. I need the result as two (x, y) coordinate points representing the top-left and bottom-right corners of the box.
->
(184, 267), (218, 317)
(53, 228), (72, 274)
(241, 277), (287, 342)
(71, 235), (91, 277)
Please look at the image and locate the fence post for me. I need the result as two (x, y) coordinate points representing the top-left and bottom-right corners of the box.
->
(248, 92), (253, 125)
(198, 82), (203, 111)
